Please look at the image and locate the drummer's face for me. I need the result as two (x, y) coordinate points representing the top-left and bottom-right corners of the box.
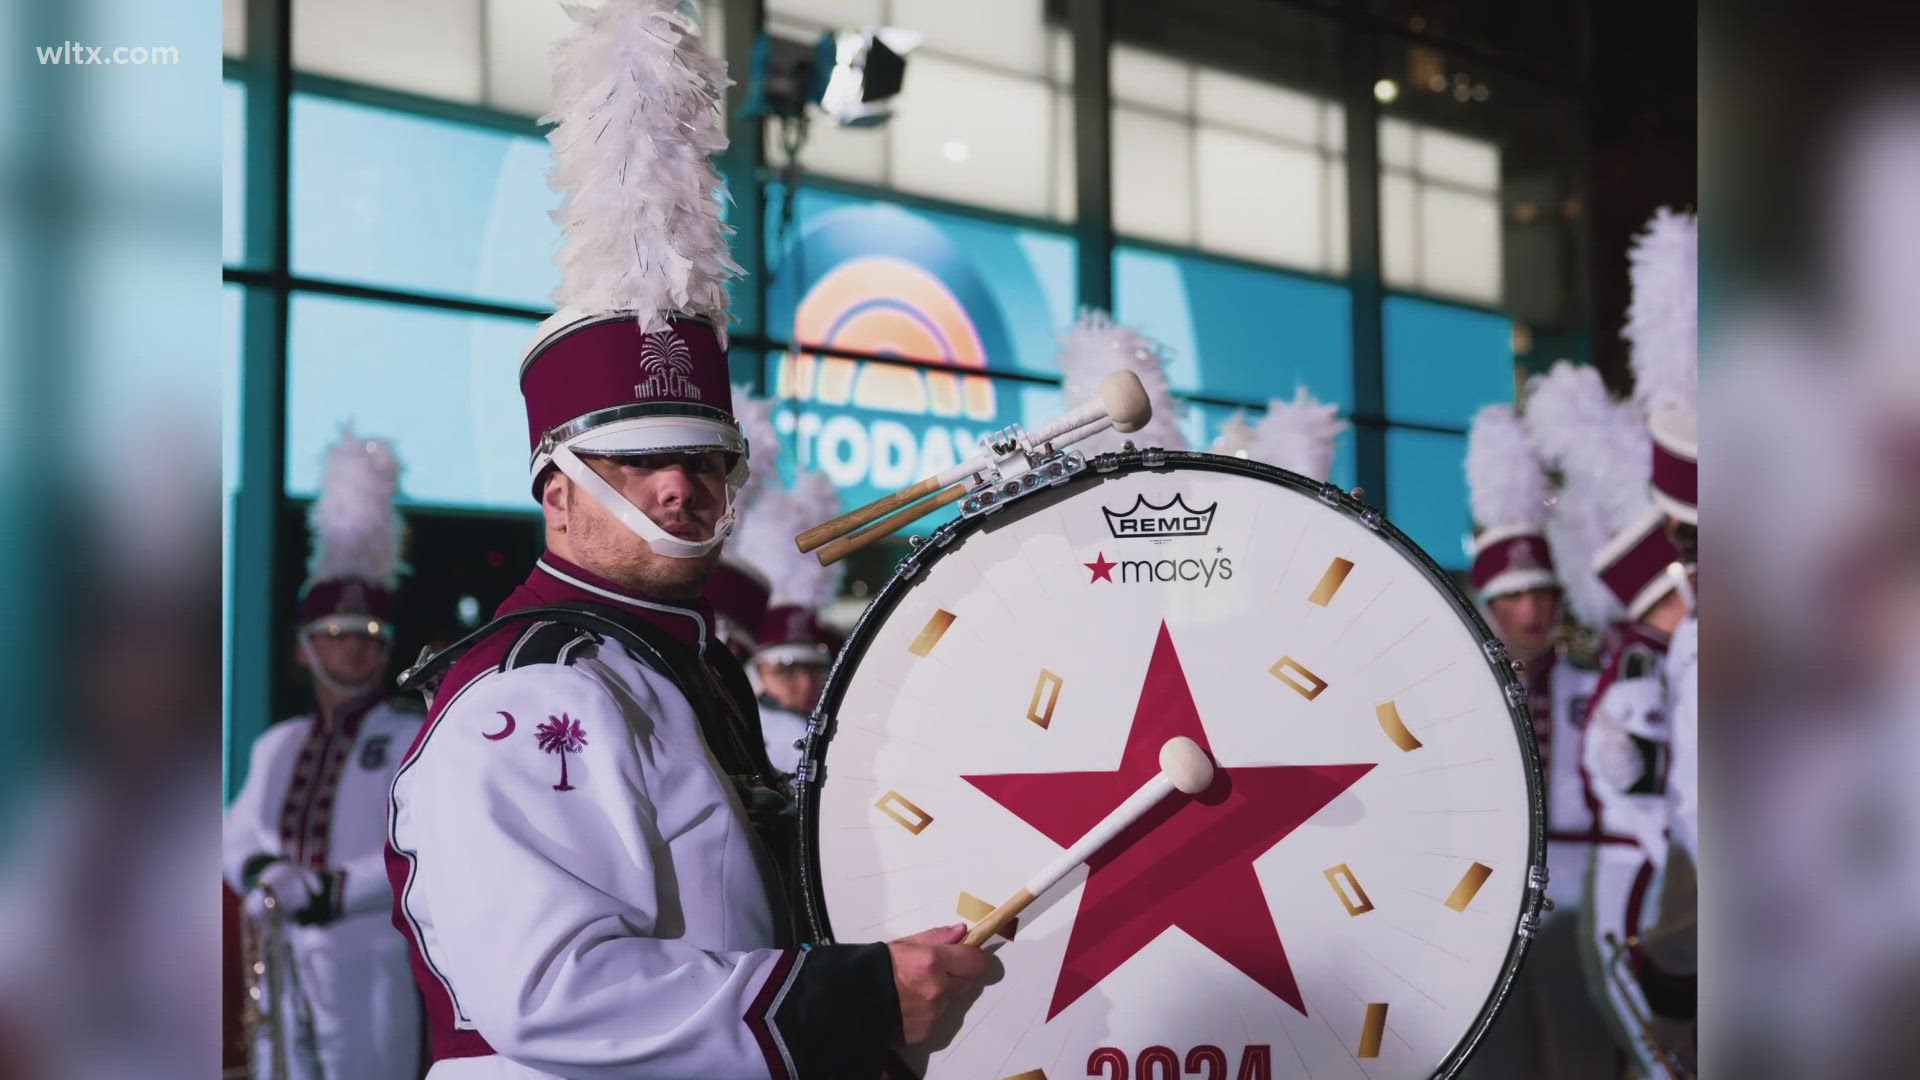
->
(543, 452), (728, 600)
(1487, 586), (1561, 661)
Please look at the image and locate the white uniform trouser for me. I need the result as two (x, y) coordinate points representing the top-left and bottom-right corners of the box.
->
(252, 911), (419, 1080)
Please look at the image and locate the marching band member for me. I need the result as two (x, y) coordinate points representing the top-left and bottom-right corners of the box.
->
(723, 387), (846, 778)
(750, 606), (839, 777)
(383, 5), (983, 1077)
(707, 556), (772, 665)
(1461, 399), (1616, 1080)
(223, 429), (423, 1079)
(1627, 208), (1700, 868)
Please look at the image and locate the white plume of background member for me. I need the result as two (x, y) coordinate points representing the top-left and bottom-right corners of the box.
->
(544, 0), (741, 334)
(306, 425), (404, 591)
(1055, 310), (1187, 455)
(1247, 387), (1346, 483)
(728, 390), (845, 613)
(1466, 402), (1551, 540)
(1523, 362), (1639, 630)
(1623, 208), (1698, 423)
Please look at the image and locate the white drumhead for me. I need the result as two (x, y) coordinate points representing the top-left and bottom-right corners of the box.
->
(809, 456), (1537, 1079)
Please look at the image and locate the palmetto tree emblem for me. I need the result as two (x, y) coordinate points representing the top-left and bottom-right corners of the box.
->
(535, 714), (588, 791)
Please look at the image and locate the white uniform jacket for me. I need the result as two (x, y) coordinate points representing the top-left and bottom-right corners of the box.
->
(386, 554), (899, 1080)
(1663, 615), (1698, 865)
(225, 696), (423, 921)
(225, 696), (425, 1079)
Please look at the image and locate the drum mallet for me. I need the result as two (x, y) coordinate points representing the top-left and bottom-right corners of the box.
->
(795, 371), (1154, 565)
(962, 737), (1215, 948)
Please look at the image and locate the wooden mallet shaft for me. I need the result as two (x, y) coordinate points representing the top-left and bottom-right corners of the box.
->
(814, 483), (968, 566)
(796, 474), (943, 554)
(963, 737), (1214, 948)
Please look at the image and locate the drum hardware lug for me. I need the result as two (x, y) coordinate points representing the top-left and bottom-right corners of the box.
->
(1528, 864), (1549, 892)
(960, 451), (1085, 520)
(1505, 681), (1529, 708)
(794, 758), (815, 784)
(1360, 507), (1383, 530)
(1316, 483), (1343, 507)
(1093, 453), (1121, 473)
(1140, 447), (1167, 467)
(1516, 911), (1540, 939)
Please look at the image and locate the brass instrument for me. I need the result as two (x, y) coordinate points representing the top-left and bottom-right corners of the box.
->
(239, 886), (288, 1080)
(1603, 931), (1695, 1079)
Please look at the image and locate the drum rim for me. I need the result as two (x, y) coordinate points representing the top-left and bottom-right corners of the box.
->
(793, 448), (1547, 1080)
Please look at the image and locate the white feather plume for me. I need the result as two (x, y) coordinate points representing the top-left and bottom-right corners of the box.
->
(1466, 403), (1549, 532)
(728, 465), (844, 612)
(544, 0), (741, 333)
(1522, 362), (1643, 628)
(1055, 309), (1188, 454)
(306, 426), (404, 589)
(1623, 207), (1698, 418)
(1244, 386), (1347, 482)
(731, 384), (782, 509)
(1210, 411), (1256, 458)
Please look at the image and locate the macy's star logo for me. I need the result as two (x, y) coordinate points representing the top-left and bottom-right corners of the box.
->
(1084, 552), (1116, 583)
(963, 623), (1374, 1019)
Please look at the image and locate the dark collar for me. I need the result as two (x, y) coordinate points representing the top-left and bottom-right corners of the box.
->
(496, 552), (714, 655)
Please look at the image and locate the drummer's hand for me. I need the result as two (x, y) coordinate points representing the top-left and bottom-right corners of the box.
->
(888, 923), (988, 1046)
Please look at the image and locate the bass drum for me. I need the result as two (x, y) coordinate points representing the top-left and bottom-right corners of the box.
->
(797, 450), (1544, 1080)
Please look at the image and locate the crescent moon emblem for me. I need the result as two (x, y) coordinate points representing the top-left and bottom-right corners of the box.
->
(484, 711), (516, 741)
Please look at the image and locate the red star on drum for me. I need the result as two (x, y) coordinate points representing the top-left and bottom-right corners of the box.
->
(964, 622), (1373, 1018)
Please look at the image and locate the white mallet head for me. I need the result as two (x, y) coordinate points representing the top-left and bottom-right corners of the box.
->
(1098, 371), (1152, 434)
(1159, 736), (1215, 795)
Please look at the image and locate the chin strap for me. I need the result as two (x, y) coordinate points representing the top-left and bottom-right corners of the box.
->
(299, 632), (381, 702)
(550, 443), (740, 560)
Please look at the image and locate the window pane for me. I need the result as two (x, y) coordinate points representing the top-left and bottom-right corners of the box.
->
(293, 0), (482, 103)
(766, 185), (1077, 381)
(1194, 69), (1319, 145)
(291, 95), (558, 307)
(1385, 428), (1472, 570)
(1112, 107), (1193, 245)
(1381, 170), (1418, 288)
(286, 294), (538, 510)
(223, 80), (243, 267)
(1194, 127), (1325, 271)
(892, 0), (1049, 75)
(484, 0), (575, 117)
(224, 0), (245, 57)
(1380, 116), (1416, 169)
(767, 114), (889, 186)
(1117, 245), (1351, 407)
(1325, 157), (1348, 273)
(1419, 186), (1502, 304)
(889, 55), (1053, 217)
(1417, 126), (1500, 191)
(770, 0), (881, 24)
(1113, 45), (1191, 113)
(1382, 295), (1513, 430)
(1052, 89), (1076, 221)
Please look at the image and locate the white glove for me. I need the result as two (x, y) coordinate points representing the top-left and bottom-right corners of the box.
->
(1587, 714), (1643, 793)
(243, 861), (319, 920)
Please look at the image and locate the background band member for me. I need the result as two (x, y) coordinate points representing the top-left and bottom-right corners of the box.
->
(224, 429), (423, 1079)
